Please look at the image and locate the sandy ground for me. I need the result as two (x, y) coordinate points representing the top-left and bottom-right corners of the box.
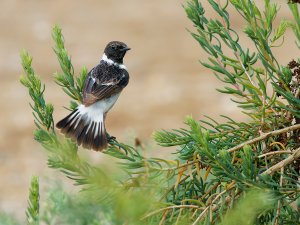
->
(0, 0), (298, 221)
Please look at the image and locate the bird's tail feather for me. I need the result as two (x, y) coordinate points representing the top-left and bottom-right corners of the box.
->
(56, 106), (107, 151)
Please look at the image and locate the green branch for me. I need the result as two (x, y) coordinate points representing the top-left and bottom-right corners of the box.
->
(20, 51), (54, 132)
(52, 25), (87, 109)
(26, 177), (39, 225)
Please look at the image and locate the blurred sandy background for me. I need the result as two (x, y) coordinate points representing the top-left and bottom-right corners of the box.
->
(0, 0), (298, 221)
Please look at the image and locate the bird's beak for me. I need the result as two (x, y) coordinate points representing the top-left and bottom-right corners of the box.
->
(121, 47), (131, 52)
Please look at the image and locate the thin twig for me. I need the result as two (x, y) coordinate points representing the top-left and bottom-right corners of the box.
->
(227, 124), (300, 153)
(201, 182), (221, 200)
(269, 141), (286, 151)
(159, 209), (169, 225)
(234, 52), (257, 87)
(141, 205), (202, 220)
(275, 167), (284, 225)
(175, 208), (184, 225)
(258, 151), (292, 158)
(262, 147), (300, 175)
(192, 204), (211, 225)
(192, 182), (236, 225)
(192, 190), (227, 225)
(149, 160), (198, 172)
(159, 169), (197, 201)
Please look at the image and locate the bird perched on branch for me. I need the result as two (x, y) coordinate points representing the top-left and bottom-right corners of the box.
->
(56, 41), (130, 151)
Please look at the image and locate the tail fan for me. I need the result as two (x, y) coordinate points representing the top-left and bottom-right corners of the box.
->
(56, 105), (108, 151)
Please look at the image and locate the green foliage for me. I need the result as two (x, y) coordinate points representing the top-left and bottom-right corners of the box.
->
(52, 25), (88, 110)
(20, 51), (54, 131)
(289, 3), (300, 47)
(0, 213), (20, 225)
(185, 0), (300, 122)
(26, 177), (39, 225)
(40, 184), (107, 225)
(155, 0), (300, 224)
(218, 189), (274, 225)
(15, 1), (300, 224)
(38, 180), (156, 225)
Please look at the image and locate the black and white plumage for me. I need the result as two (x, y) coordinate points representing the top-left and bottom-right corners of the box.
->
(56, 41), (130, 151)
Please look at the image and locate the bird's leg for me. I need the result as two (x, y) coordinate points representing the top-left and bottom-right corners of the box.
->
(106, 132), (130, 153)
(106, 133), (125, 151)
(106, 132), (116, 142)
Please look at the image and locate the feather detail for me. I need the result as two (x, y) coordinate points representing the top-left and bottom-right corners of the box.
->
(56, 105), (108, 151)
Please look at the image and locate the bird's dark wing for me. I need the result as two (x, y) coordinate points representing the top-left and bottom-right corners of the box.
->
(82, 65), (129, 106)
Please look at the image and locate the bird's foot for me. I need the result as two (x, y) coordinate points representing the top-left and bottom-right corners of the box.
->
(107, 133), (116, 142)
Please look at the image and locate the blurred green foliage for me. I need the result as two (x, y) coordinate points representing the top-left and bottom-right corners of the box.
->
(26, 177), (39, 225)
(218, 189), (274, 225)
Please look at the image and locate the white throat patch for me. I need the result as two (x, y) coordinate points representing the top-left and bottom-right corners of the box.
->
(101, 54), (127, 70)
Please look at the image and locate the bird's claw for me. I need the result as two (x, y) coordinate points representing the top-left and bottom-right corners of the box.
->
(107, 133), (116, 142)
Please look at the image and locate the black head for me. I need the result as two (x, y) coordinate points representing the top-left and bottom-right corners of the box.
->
(104, 41), (130, 64)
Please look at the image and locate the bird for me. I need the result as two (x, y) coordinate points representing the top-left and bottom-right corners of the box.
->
(56, 41), (130, 151)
